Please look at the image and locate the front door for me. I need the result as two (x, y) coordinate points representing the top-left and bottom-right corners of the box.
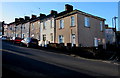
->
(71, 34), (75, 47)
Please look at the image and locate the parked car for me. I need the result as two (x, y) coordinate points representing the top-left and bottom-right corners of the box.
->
(0, 36), (7, 40)
(12, 37), (23, 44)
(21, 37), (38, 48)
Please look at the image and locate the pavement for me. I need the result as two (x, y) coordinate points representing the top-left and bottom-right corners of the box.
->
(1, 40), (120, 78)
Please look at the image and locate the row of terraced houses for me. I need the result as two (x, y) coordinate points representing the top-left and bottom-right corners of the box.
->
(4, 4), (106, 48)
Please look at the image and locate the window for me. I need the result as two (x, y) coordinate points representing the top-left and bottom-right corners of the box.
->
(43, 21), (46, 29)
(71, 16), (75, 26)
(22, 34), (25, 38)
(59, 35), (64, 43)
(22, 24), (25, 29)
(32, 23), (34, 30)
(100, 21), (103, 31)
(50, 33), (53, 41)
(85, 17), (90, 27)
(60, 19), (64, 29)
(43, 34), (46, 41)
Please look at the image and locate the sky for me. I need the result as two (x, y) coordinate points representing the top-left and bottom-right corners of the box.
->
(0, 2), (118, 30)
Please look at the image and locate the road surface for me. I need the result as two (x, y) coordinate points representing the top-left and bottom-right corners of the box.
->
(1, 40), (120, 78)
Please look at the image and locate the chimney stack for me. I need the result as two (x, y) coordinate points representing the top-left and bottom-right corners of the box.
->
(40, 13), (46, 17)
(50, 10), (57, 15)
(31, 15), (37, 19)
(19, 18), (24, 23)
(65, 4), (73, 12)
(24, 16), (30, 21)
(15, 18), (19, 23)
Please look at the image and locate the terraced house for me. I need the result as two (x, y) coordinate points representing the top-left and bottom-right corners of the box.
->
(55, 4), (106, 48)
(7, 22), (15, 38)
(4, 4), (106, 48)
(30, 15), (40, 40)
(40, 10), (57, 43)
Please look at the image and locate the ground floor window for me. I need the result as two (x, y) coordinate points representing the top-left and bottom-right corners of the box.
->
(43, 34), (46, 41)
(59, 35), (64, 43)
(50, 33), (53, 41)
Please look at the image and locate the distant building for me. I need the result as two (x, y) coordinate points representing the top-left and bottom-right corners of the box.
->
(0, 21), (4, 36)
(105, 25), (116, 44)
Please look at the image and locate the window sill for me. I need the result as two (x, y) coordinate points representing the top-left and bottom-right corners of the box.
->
(59, 28), (64, 30)
(84, 26), (90, 28)
(70, 25), (76, 27)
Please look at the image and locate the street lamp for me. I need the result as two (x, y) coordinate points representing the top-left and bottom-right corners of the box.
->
(112, 16), (118, 46)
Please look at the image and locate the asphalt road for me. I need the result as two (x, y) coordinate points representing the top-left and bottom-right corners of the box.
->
(1, 40), (120, 78)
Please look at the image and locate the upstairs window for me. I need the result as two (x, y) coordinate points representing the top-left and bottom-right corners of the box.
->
(43, 21), (46, 29)
(60, 19), (64, 29)
(85, 17), (90, 27)
(50, 20), (52, 28)
(71, 16), (75, 26)
(100, 21), (103, 31)
(32, 23), (34, 30)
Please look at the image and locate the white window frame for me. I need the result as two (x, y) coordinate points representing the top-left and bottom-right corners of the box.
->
(60, 19), (64, 29)
(71, 16), (75, 26)
(85, 17), (90, 27)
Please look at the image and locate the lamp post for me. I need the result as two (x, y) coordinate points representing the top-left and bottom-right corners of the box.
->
(112, 16), (118, 47)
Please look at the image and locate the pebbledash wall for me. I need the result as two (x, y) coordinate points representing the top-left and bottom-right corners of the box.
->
(4, 4), (106, 48)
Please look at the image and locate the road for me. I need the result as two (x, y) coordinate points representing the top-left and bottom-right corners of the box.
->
(1, 40), (120, 78)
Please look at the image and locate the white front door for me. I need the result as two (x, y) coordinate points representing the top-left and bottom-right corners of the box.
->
(94, 37), (98, 47)
(71, 34), (75, 47)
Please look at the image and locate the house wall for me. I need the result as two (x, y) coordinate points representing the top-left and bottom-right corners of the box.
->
(16, 24), (21, 37)
(56, 13), (106, 47)
(7, 24), (15, 37)
(40, 17), (55, 43)
(56, 14), (78, 46)
(30, 20), (40, 40)
(22, 22), (30, 38)
(77, 13), (106, 47)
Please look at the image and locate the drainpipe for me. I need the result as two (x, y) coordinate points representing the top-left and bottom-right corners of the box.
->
(29, 22), (30, 37)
